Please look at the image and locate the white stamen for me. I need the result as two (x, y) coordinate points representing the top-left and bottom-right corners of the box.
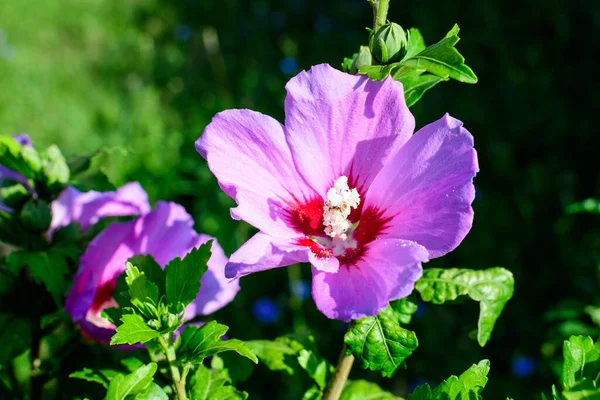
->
(323, 176), (360, 240)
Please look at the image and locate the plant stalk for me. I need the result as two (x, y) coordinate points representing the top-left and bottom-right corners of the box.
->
(370, 0), (391, 31)
(158, 335), (187, 400)
(322, 344), (355, 400)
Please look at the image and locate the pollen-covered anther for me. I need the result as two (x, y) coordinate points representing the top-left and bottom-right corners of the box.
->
(323, 176), (360, 239)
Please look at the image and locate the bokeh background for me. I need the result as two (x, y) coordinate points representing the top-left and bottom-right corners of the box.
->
(2, 0), (600, 398)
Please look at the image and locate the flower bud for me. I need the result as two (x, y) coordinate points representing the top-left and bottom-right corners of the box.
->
(350, 46), (372, 74)
(369, 22), (408, 64)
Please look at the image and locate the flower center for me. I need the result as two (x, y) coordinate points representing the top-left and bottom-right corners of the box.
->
(322, 176), (360, 241)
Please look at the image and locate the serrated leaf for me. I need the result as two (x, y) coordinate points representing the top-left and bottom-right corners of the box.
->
(105, 363), (157, 400)
(415, 267), (514, 346)
(165, 242), (211, 313)
(344, 304), (418, 377)
(408, 360), (490, 400)
(125, 264), (159, 309)
(7, 250), (69, 302)
(177, 321), (258, 364)
(129, 255), (165, 295)
(561, 336), (600, 390)
(400, 24), (477, 83)
(190, 364), (248, 400)
(69, 368), (122, 389)
(340, 380), (400, 400)
(110, 314), (159, 345)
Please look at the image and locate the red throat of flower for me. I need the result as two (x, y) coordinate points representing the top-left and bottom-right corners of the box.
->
(286, 176), (391, 267)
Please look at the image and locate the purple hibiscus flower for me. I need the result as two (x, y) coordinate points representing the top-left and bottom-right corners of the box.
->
(65, 201), (240, 343)
(196, 64), (478, 322)
(0, 134), (37, 213)
(48, 182), (151, 238)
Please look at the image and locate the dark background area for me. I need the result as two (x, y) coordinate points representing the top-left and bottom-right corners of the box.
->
(2, 0), (600, 398)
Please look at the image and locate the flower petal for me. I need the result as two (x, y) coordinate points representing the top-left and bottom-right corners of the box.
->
(225, 231), (310, 279)
(284, 64), (415, 194)
(365, 114), (479, 258)
(12, 134), (32, 147)
(48, 182), (150, 237)
(0, 165), (36, 198)
(185, 235), (240, 319)
(196, 110), (317, 238)
(311, 239), (427, 321)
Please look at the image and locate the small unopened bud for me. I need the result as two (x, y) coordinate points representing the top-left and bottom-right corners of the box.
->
(350, 46), (372, 74)
(369, 22), (408, 64)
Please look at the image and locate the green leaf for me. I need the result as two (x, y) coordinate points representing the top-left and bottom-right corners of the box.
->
(190, 364), (248, 400)
(105, 363), (157, 400)
(298, 349), (330, 389)
(562, 379), (600, 399)
(247, 334), (332, 387)
(390, 297), (418, 325)
(340, 380), (400, 400)
(246, 340), (298, 375)
(561, 336), (600, 390)
(7, 250), (69, 302)
(408, 360), (490, 399)
(69, 368), (122, 389)
(129, 255), (165, 295)
(178, 321), (258, 364)
(342, 53), (358, 73)
(41, 145), (70, 191)
(415, 267), (514, 346)
(67, 151), (100, 177)
(344, 304), (418, 377)
(400, 24), (477, 83)
(110, 314), (160, 345)
(165, 242), (211, 313)
(397, 72), (445, 107)
(134, 383), (168, 400)
(0, 314), (31, 363)
(125, 263), (159, 309)
(404, 28), (426, 59)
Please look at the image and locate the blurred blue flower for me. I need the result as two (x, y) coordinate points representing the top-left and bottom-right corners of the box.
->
(414, 301), (427, 318)
(252, 297), (281, 325)
(280, 57), (298, 76)
(511, 355), (535, 378)
(315, 15), (332, 35)
(174, 25), (193, 42)
(291, 279), (310, 301)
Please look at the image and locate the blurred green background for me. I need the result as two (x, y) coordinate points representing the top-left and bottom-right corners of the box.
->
(2, 0), (600, 398)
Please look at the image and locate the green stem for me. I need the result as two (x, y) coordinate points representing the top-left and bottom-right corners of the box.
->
(158, 335), (187, 400)
(322, 344), (355, 400)
(369, 0), (391, 31)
